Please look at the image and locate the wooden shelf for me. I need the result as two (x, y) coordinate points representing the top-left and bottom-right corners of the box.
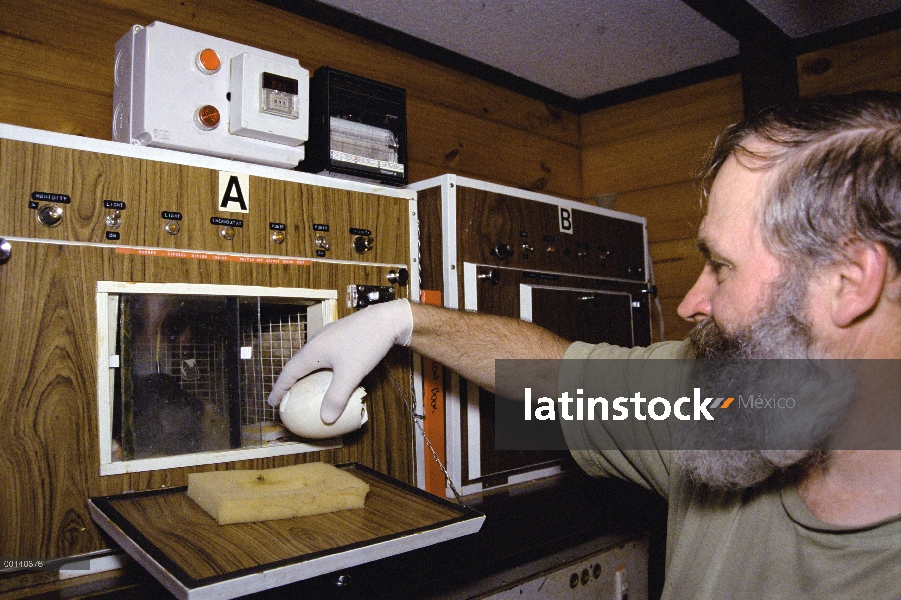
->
(88, 464), (484, 600)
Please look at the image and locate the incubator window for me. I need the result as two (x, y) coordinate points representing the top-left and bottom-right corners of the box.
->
(96, 283), (338, 474)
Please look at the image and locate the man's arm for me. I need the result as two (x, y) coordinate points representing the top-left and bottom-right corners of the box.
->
(409, 302), (571, 391)
(267, 299), (571, 422)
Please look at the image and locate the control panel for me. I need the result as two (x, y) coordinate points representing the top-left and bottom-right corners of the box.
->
(6, 134), (410, 268)
(455, 187), (647, 281)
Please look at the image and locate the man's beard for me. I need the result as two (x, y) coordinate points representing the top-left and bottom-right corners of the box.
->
(672, 272), (850, 490)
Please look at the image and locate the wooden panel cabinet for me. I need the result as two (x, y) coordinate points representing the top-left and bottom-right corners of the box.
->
(0, 126), (417, 560)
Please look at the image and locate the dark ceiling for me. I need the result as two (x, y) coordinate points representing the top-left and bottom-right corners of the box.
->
(259, 0), (901, 115)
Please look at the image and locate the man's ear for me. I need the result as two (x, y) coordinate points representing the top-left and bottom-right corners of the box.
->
(830, 242), (889, 327)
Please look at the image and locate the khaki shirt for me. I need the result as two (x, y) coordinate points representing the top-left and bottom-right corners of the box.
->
(561, 340), (901, 600)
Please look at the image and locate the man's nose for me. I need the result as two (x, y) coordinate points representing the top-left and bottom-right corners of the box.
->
(677, 267), (715, 323)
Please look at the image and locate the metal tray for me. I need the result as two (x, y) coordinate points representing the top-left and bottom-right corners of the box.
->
(89, 463), (484, 600)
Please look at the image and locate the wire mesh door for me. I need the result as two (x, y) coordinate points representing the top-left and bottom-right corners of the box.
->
(115, 294), (318, 460)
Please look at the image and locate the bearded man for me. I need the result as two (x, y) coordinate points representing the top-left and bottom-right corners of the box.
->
(269, 91), (901, 598)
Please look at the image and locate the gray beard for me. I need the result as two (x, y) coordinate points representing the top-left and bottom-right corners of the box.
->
(672, 274), (851, 490)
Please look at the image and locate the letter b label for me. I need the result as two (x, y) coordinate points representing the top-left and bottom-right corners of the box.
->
(559, 207), (573, 234)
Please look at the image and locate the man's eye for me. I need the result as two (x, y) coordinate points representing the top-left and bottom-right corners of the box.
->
(708, 260), (730, 279)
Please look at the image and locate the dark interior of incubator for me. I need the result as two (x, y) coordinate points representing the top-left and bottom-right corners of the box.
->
(112, 293), (316, 460)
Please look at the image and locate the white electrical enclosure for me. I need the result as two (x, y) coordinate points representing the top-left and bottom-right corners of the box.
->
(113, 21), (309, 168)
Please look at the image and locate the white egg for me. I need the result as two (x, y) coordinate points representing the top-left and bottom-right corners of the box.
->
(278, 370), (368, 439)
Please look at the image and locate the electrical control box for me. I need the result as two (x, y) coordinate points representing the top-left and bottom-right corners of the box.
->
(113, 21), (309, 168)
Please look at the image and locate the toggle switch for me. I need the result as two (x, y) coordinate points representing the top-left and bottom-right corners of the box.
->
(615, 565), (629, 599)
(478, 268), (501, 285)
(0, 238), (11, 264)
(105, 210), (122, 229)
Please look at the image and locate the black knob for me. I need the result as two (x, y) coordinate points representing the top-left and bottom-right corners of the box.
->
(490, 243), (513, 259)
(387, 268), (409, 286)
(353, 235), (374, 254)
(478, 268), (501, 285)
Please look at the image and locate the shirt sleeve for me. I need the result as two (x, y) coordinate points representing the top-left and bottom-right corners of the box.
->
(558, 340), (693, 500)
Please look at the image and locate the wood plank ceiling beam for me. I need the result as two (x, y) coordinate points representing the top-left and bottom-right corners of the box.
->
(681, 0), (798, 118)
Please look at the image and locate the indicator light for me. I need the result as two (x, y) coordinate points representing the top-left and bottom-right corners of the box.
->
(196, 48), (221, 74)
(195, 105), (221, 130)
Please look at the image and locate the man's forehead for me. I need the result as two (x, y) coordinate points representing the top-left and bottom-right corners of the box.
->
(698, 152), (774, 250)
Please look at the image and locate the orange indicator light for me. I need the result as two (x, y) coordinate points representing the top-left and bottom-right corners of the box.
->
(196, 105), (221, 130)
(196, 48), (221, 74)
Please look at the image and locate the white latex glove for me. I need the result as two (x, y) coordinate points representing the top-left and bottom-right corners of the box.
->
(267, 299), (414, 423)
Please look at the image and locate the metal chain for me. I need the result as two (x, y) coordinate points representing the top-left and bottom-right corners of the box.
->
(381, 206), (463, 504)
(382, 360), (463, 505)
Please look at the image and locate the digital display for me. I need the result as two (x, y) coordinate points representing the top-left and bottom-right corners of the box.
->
(262, 72), (298, 95)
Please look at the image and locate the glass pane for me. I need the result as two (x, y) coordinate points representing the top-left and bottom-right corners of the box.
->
(113, 293), (317, 461)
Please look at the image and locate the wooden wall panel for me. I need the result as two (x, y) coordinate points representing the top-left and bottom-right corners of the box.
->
(581, 75), (743, 147)
(614, 181), (703, 244)
(798, 29), (901, 97)
(0, 0), (580, 196)
(407, 97), (582, 198)
(649, 238), (706, 343)
(581, 76), (743, 198)
(580, 76), (744, 341)
(657, 297), (693, 344)
(0, 75), (111, 139)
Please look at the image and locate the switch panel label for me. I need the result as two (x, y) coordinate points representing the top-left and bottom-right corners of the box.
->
(31, 192), (70, 204)
(210, 217), (243, 228)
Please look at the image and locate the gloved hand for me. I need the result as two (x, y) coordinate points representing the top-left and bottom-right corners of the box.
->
(267, 298), (414, 423)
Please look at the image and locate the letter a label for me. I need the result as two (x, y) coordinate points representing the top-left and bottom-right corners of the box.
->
(218, 172), (250, 214)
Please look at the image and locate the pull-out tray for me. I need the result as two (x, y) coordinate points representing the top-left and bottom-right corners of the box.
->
(89, 463), (484, 600)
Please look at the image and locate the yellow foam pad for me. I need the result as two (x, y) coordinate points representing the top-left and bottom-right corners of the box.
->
(187, 462), (369, 525)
